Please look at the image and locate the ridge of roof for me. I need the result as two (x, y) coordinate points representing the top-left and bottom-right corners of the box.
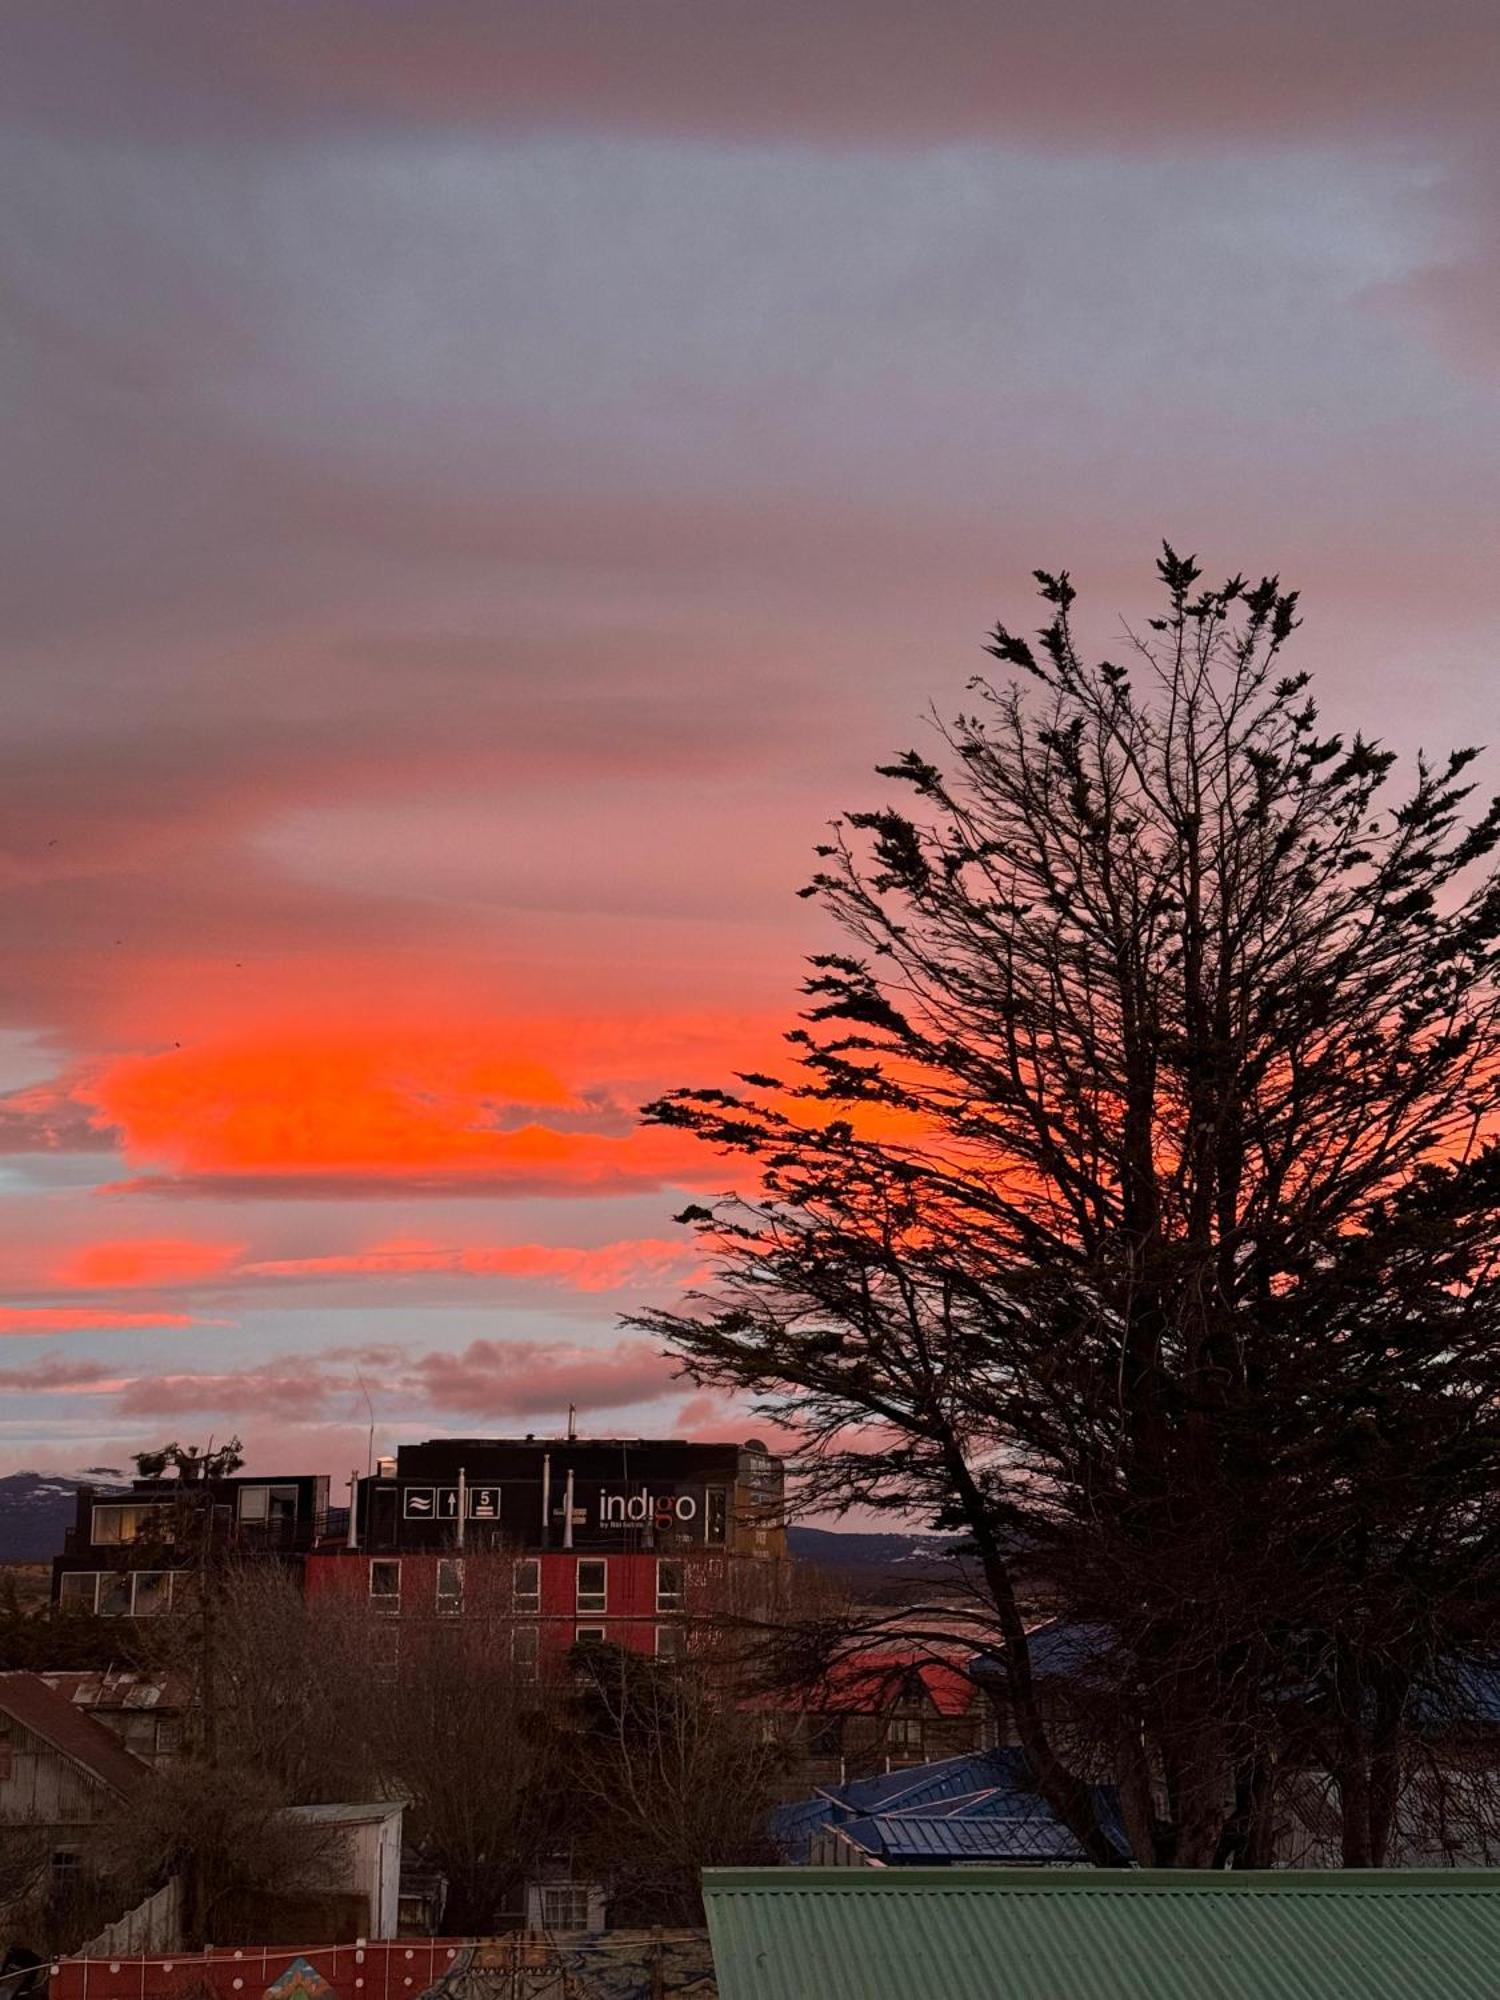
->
(0, 1671), (155, 1797)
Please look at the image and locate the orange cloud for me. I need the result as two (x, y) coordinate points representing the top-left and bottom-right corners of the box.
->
(0, 1307), (202, 1336)
(85, 1020), (740, 1192)
(56, 1238), (244, 1290)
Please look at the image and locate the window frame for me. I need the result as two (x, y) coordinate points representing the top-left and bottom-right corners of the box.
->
(513, 1557), (541, 1613)
(575, 1558), (607, 1614)
(435, 1557), (464, 1615)
(540, 1884), (592, 1931)
(369, 1558), (402, 1609)
(511, 1623), (540, 1681)
(655, 1558), (684, 1612)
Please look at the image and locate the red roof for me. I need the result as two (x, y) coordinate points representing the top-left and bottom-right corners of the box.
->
(0, 1671), (155, 1796)
(770, 1650), (980, 1718)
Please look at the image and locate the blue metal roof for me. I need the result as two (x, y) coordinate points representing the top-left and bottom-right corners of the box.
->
(772, 1746), (1131, 1864)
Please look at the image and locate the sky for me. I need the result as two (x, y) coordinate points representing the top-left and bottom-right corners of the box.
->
(2, 1), (1500, 1479)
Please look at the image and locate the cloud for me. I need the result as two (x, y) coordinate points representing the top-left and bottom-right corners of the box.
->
(73, 1021), (761, 1196)
(55, 1238), (244, 1289)
(0, 1307), (203, 1336)
(98, 1335), (684, 1424)
(241, 1237), (699, 1291)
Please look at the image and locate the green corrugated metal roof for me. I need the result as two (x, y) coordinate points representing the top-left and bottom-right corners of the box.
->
(702, 1868), (1500, 2000)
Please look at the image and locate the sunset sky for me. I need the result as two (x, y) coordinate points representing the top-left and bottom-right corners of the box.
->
(3, 2), (1500, 1477)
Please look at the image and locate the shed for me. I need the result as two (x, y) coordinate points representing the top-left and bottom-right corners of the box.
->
(703, 1866), (1500, 2000)
(283, 1803), (403, 1940)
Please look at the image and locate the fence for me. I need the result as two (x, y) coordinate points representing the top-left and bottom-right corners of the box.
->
(50, 1940), (470, 2000)
(74, 1885), (183, 1962)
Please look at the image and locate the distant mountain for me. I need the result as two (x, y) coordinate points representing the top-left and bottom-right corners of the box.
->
(786, 1525), (967, 1584)
(0, 1471), (125, 1563)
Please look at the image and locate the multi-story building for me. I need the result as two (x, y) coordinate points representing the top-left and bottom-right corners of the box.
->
(303, 1435), (786, 1669)
(50, 1437), (788, 1670)
(51, 1471), (331, 1617)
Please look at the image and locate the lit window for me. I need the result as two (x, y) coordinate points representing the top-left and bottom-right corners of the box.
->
(91, 1504), (170, 1547)
(59, 1572), (99, 1614)
(370, 1559), (401, 1609)
(512, 1624), (540, 1681)
(656, 1560), (684, 1611)
(436, 1558), (464, 1615)
(513, 1558), (540, 1613)
(576, 1559), (607, 1614)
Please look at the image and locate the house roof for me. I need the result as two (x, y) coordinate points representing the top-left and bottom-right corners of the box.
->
(40, 1669), (190, 1712)
(703, 1868), (1500, 2000)
(0, 1672), (154, 1797)
(769, 1749), (1129, 1865)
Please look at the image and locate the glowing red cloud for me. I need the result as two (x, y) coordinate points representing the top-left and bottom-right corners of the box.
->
(83, 1020), (753, 1193)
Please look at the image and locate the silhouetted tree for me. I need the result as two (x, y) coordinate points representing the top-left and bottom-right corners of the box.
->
(636, 548), (1500, 1866)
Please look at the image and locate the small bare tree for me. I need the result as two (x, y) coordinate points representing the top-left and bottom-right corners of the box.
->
(565, 1643), (784, 1926)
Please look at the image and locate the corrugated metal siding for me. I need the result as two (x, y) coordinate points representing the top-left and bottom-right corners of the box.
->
(704, 1868), (1500, 2000)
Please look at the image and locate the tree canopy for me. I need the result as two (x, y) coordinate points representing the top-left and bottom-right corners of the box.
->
(636, 548), (1500, 1866)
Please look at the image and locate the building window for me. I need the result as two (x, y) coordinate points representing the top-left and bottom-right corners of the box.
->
(51, 1850), (81, 1884)
(436, 1558), (464, 1615)
(541, 1884), (593, 1931)
(576, 1559), (607, 1614)
(0, 1719), (12, 1781)
(370, 1559), (401, 1609)
(97, 1572), (133, 1618)
(655, 1624), (683, 1661)
(132, 1571), (172, 1616)
(575, 1626), (607, 1646)
(513, 1558), (540, 1613)
(656, 1559), (684, 1611)
(706, 1488), (728, 1544)
(237, 1485), (299, 1530)
(91, 1504), (170, 1547)
(808, 1716), (843, 1757)
(512, 1624), (540, 1682)
(888, 1717), (924, 1751)
(59, 1571), (99, 1614)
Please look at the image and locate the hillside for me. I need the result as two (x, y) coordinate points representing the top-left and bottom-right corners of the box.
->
(0, 1470), (125, 1562)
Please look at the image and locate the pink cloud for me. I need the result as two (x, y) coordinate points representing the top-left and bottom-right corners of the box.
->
(0, 1307), (204, 1337)
(55, 1238), (244, 1290)
(242, 1236), (700, 1291)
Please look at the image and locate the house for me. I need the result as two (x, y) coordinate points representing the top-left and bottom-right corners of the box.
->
(771, 1747), (1129, 1866)
(766, 1650), (995, 1789)
(0, 1672), (154, 1945)
(703, 1866), (1500, 2000)
(0, 1671), (152, 1846)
